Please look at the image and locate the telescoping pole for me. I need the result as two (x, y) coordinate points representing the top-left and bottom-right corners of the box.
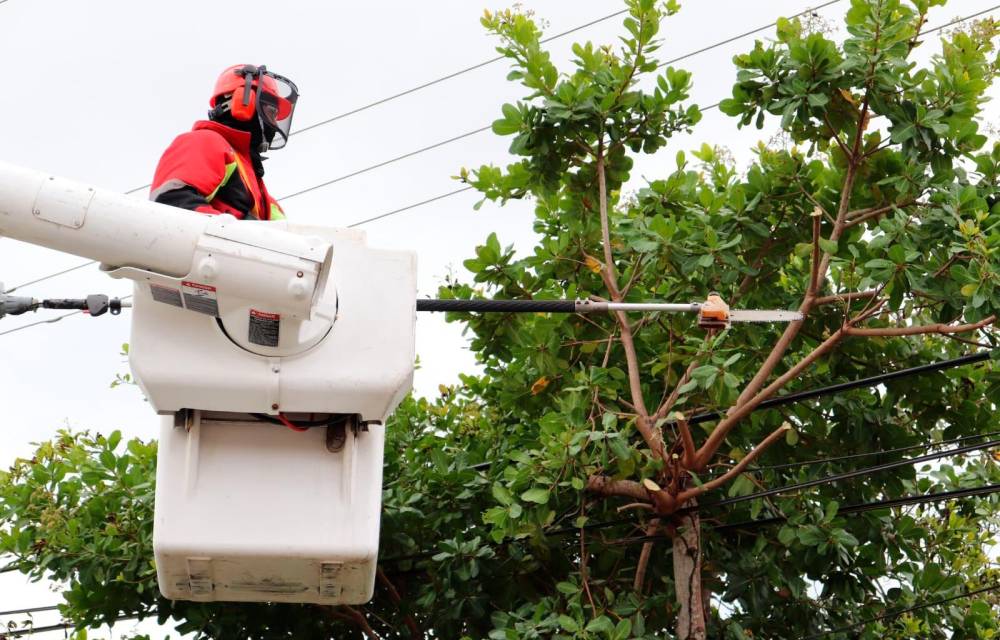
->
(415, 299), (701, 314)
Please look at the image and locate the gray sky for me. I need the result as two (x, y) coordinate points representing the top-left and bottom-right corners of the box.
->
(1, 0), (997, 635)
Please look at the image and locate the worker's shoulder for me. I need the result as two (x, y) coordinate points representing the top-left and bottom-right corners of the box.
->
(165, 126), (233, 156)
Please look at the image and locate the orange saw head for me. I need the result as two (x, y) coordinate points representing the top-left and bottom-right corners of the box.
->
(697, 293), (730, 330)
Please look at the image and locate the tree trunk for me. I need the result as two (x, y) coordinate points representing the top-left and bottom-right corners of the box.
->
(672, 501), (706, 640)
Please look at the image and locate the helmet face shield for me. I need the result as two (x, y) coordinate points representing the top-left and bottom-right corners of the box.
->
(257, 71), (298, 150)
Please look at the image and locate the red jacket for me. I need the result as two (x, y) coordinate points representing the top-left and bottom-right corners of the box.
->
(150, 120), (285, 221)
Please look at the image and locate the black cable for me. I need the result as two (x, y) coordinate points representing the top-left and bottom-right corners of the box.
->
(416, 298), (577, 313)
(0, 605), (59, 617)
(290, 7), (637, 138)
(3, 614), (143, 638)
(713, 482), (1000, 536)
(381, 483), (1000, 565)
(689, 437), (1000, 513)
(754, 428), (1000, 472)
(685, 350), (994, 425)
(346, 186), (476, 228)
(2, 262), (97, 294)
(798, 583), (1000, 639)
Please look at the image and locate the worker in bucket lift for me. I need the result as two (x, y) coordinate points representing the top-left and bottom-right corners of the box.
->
(150, 64), (298, 221)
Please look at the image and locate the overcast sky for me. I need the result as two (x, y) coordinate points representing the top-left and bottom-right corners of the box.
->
(2, 0), (998, 635)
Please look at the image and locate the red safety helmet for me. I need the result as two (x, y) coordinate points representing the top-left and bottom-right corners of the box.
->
(209, 64), (299, 150)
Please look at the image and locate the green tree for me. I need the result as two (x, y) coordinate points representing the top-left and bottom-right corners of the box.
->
(4, 1), (1000, 638)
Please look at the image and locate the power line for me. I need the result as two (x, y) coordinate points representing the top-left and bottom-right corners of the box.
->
(686, 350), (995, 426)
(290, 8), (637, 138)
(799, 582), (1000, 639)
(690, 437), (1000, 513)
(120, 1), (843, 207)
(3, 6), (996, 337)
(347, 186), (476, 228)
(0, 295), (131, 338)
(0, 605), (59, 617)
(383, 482), (1000, 565)
(108, 7), (647, 199)
(3, 614), (143, 639)
(277, 2), (841, 205)
(283, 3), (1000, 220)
(755, 427), (1000, 472)
(467, 350), (997, 472)
(2, 261), (97, 294)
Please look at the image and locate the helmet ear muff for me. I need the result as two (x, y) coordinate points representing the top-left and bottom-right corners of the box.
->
(230, 88), (256, 121)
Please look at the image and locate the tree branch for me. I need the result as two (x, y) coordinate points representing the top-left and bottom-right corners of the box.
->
(678, 423), (790, 502)
(654, 357), (701, 423)
(808, 207), (822, 295)
(696, 328), (846, 468)
(676, 417), (698, 468)
(586, 475), (650, 502)
(377, 568), (420, 639)
(814, 290), (877, 306)
(633, 518), (660, 593)
(845, 315), (995, 337)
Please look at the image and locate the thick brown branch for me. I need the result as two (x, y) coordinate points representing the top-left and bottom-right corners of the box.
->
(596, 150), (620, 299)
(377, 568), (420, 639)
(677, 417), (698, 468)
(678, 423), (790, 502)
(586, 475), (650, 501)
(654, 357), (701, 423)
(844, 201), (913, 228)
(344, 606), (381, 640)
(697, 328), (846, 468)
(845, 315), (995, 337)
(633, 518), (660, 593)
(808, 207), (822, 295)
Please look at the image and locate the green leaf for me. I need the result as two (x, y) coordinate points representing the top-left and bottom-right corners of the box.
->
(520, 488), (550, 504)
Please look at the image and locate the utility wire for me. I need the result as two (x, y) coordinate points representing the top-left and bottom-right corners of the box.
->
(10, 1), (980, 292)
(289, 8), (635, 138)
(277, 2), (841, 205)
(297, 3), (1000, 224)
(689, 437), (1000, 513)
(754, 427), (1000, 472)
(382, 482), (1000, 565)
(2, 261), (97, 294)
(799, 583), (1000, 639)
(118, 1), (843, 206)
(686, 350), (995, 425)
(0, 295), (131, 338)
(0, 605), (59, 617)
(468, 350), (997, 472)
(3, 614), (143, 639)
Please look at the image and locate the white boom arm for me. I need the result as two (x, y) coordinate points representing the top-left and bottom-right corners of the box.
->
(0, 161), (332, 321)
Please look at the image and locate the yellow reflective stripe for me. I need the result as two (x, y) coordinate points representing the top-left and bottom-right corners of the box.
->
(206, 161), (238, 202)
(232, 155), (262, 218)
(269, 203), (286, 221)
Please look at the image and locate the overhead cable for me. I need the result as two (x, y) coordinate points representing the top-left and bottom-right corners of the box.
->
(685, 350), (995, 426)
(382, 482), (1000, 565)
(798, 583), (1000, 639)
(0, 605), (59, 617)
(282, 2), (985, 210)
(0, 295), (131, 338)
(688, 437), (1000, 513)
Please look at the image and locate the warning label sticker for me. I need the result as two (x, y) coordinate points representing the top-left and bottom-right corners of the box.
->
(249, 309), (280, 347)
(150, 283), (183, 308)
(181, 281), (219, 316)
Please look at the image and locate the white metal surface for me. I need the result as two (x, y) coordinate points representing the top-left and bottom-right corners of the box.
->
(129, 225), (417, 420)
(729, 309), (803, 322)
(154, 411), (385, 604)
(0, 161), (333, 323)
